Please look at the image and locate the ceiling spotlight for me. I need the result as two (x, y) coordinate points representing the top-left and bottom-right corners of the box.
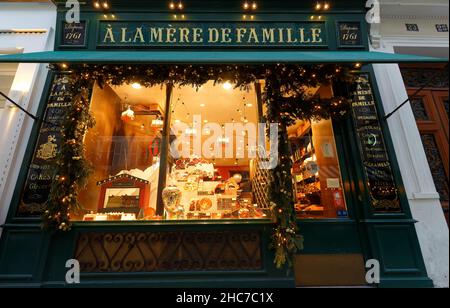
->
(252, 2), (257, 10)
(131, 82), (142, 89)
(243, 2), (249, 10)
(324, 2), (330, 10)
(102, 1), (109, 9)
(315, 2), (322, 10)
(355, 63), (362, 68)
(94, 1), (101, 9)
(169, 2), (175, 9)
(178, 1), (183, 10)
(223, 81), (233, 90)
(61, 63), (68, 69)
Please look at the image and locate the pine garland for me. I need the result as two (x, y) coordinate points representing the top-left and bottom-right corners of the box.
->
(44, 63), (355, 267)
(42, 77), (95, 231)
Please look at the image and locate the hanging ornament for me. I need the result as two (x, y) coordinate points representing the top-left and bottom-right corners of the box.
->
(121, 106), (135, 122)
(151, 117), (164, 128)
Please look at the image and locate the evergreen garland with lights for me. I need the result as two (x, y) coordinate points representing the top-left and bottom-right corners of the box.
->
(44, 63), (355, 267)
(42, 76), (95, 231)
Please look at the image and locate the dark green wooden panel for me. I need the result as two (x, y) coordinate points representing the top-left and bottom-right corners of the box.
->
(297, 220), (363, 254)
(0, 229), (45, 280)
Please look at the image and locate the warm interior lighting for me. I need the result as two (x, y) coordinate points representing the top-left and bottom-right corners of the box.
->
(151, 118), (164, 128)
(93, 1), (100, 9)
(324, 2), (330, 10)
(178, 1), (183, 10)
(61, 63), (68, 69)
(200, 103), (206, 107)
(218, 137), (230, 144)
(185, 127), (197, 136)
(169, 2), (175, 9)
(102, 1), (109, 9)
(355, 63), (362, 68)
(252, 2), (257, 9)
(243, 2), (249, 9)
(131, 82), (142, 89)
(315, 2), (322, 10)
(223, 81), (233, 90)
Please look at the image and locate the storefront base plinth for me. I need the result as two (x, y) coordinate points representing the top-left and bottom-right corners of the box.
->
(364, 220), (434, 288)
(0, 221), (296, 288)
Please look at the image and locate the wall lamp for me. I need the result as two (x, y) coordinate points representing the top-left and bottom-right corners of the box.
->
(315, 2), (331, 11)
(243, 1), (258, 11)
(169, 1), (184, 11)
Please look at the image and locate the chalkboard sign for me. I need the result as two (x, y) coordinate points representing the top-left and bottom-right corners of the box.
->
(337, 22), (362, 48)
(17, 75), (73, 216)
(351, 73), (401, 212)
(61, 21), (87, 47)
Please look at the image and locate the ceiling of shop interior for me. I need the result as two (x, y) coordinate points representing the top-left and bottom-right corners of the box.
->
(113, 81), (259, 167)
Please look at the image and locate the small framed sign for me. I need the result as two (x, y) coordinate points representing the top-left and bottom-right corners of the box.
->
(60, 20), (88, 48)
(337, 22), (363, 48)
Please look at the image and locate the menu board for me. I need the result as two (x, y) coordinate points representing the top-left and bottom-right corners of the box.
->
(351, 73), (401, 212)
(17, 75), (73, 216)
(61, 21), (87, 47)
(337, 22), (362, 48)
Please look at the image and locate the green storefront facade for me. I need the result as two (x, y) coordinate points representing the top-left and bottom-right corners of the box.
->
(0, 0), (440, 288)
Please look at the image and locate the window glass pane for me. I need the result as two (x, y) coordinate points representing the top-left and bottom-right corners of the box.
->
(166, 80), (268, 220)
(410, 97), (429, 121)
(75, 82), (166, 221)
(75, 80), (269, 221)
(290, 119), (348, 218)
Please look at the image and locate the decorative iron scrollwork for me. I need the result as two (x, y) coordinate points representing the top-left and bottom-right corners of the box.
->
(75, 230), (262, 273)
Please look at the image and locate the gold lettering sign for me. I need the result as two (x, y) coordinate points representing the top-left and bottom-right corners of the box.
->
(98, 22), (328, 47)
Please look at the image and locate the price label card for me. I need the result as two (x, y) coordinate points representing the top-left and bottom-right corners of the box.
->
(326, 178), (341, 189)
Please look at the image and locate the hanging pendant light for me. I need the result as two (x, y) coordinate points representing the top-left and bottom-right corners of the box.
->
(121, 106), (135, 122)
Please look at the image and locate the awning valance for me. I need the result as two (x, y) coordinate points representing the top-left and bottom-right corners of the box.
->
(0, 50), (447, 64)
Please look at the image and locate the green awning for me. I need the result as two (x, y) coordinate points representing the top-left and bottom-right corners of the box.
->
(0, 50), (447, 64)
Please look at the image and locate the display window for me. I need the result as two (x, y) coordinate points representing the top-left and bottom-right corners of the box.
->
(289, 119), (348, 218)
(74, 80), (270, 221)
